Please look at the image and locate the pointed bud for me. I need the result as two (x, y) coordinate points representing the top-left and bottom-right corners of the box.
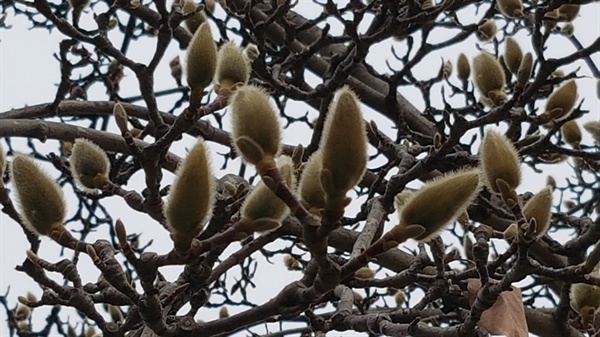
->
(583, 121), (600, 146)
(298, 151), (326, 214)
(219, 306), (229, 319)
(108, 305), (123, 323)
(70, 138), (111, 191)
(516, 52), (533, 88)
(231, 85), (282, 166)
(557, 4), (579, 21)
(182, 0), (208, 34)
(561, 120), (582, 147)
(480, 130), (521, 196)
(166, 138), (215, 252)
(541, 79), (578, 122)
(522, 186), (553, 238)
(391, 169), (481, 242)
(497, 0), (523, 18)
(504, 37), (523, 75)
(472, 52), (507, 106)
(238, 156), (295, 232)
(503, 223), (518, 239)
(320, 87), (367, 198)
(215, 42), (250, 92)
(186, 22), (217, 96)
(457, 53), (470, 82)
(354, 267), (375, 279)
(10, 155), (67, 236)
(243, 43), (260, 61)
(477, 19), (497, 41)
(113, 102), (129, 134)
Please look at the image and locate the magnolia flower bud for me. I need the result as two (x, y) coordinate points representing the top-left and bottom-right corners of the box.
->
(570, 270), (600, 326)
(284, 254), (300, 270)
(503, 223), (519, 239)
(522, 186), (553, 238)
(219, 306), (229, 318)
(477, 19), (497, 41)
(561, 120), (582, 147)
(243, 43), (260, 61)
(166, 138), (215, 251)
(238, 156), (295, 233)
(497, 0), (523, 18)
(113, 102), (129, 134)
(583, 121), (600, 145)
(14, 304), (31, 321)
(298, 151), (326, 215)
(516, 52), (533, 88)
(169, 56), (183, 84)
(320, 87), (367, 199)
(504, 37), (523, 75)
(480, 130), (521, 198)
(186, 22), (217, 96)
(182, 0), (214, 34)
(442, 60), (452, 78)
(546, 175), (556, 190)
(472, 52), (507, 106)
(561, 22), (574, 36)
(390, 169), (481, 242)
(215, 42), (250, 92)
(108, 305), (123, 323)
(394, 290), (406, 307)
(70, 139), (111, 191)
(230, 85), (282, 169)
(457, 53), (470, 82)
(541, 79), (578, 121)
(354, 267), (375, 279)
(10, 155), (67, 236)
(558, 4), (579, 21)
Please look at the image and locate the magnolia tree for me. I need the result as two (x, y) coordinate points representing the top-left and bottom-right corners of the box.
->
(1, 0), (599, 336)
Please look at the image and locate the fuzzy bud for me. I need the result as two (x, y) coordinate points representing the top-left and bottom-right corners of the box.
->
(472, 52), (507, 106)
(583, 121), (600, 145)
(390, 169), (481, 242)
(561, 120), (582, 147)
(243, 44), (260, 61)
(166, 138), (215, 252)
(169, 56), (183, 84)
(237, 156), (295, 233)
(298, 151), (326, 215)
(284, 254), (300, 270)
(504, 37), (523, 75)
(108, 305), (123, 323)
(480, 130), (521, 197)
(230, 85), (282, 168)
(10, 155), (67, 236)
(457, 53), (470, 82)
(497, 0), (523, 18)
(541, 79), (578, 122)
(546, 175), (556, 190)
(561, 22), (574, 36)
(442, 60), (452, 79)
(186, 22), (217, 96)
(516, 52), (533, 88)
(215, 42), (251, 92)
(557, 4), (579, 21)
(182, 0), (213, 34)
(503, 223), (519, 239)
(70, 138), (111, 191)
(477, 19), (497, 41)
(14, 304), (31, 321)
(570, 270), (600, 326)
(522, 186), (553, 238)
(394, 290), (406, 307)
(113, 102), (129, 134)
(320, 87), (367, 200)
(219, 306), (229, 318)
(354, 267), (375, 279)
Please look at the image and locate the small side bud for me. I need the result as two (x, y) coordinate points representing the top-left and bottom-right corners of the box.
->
(182, 0), (209, 34)
(169, 56), (183, 84)
(497, 0), (523, 18)
(108, 305), (123, 323)
(541, 79), (578, 122)
(442, 60), (452, 79)
(166, 139), (215, 252)
(570, 275), (600, 326)
(283, 254), (300, 270)
(472, 52), (507, 106)
(243, 43), (260, 61)
(546, 175), (556, 190)
(230, 86), (282, 168)
(522, 186), (553, 238)
(391, 169), (481, 242)
(477, 19), (497, 41)
(561, 22), (574, 36)
(504, 37), (523, 75)
(113, 102), (129, 134)
(561, 120), (582, 147)
(186, 22), (217, 100)
(457, 53), (470, 82)
(585, 244), (600, 271)
(557, 4), (579, 21)
(14, 304), (31, 321)
(394, 290), (406, 307)
(219, 306), (229, 319)
(10, 155), (67, 236)
(480, 130), (522, 197)
(354, 267), (375, 279)
(70, 138), (111, 191)
(215, 42), (251, 92)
